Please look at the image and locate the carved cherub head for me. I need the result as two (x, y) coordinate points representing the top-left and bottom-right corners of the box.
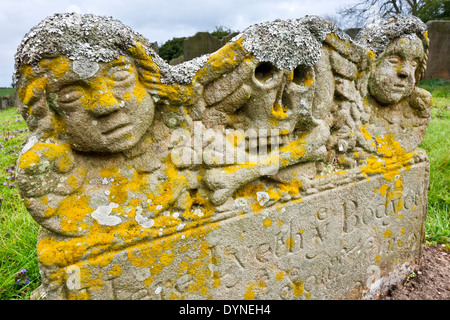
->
(357, 15), (429, 106)
(14, 13), (161, 153)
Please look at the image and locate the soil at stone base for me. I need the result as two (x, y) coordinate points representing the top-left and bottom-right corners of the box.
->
(378, 245), (450, 300)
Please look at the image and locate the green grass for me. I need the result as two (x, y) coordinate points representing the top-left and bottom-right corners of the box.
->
(418, 79), (450, 245)
(0, 88), (15, 98)
(0, 107), (40, 300)
(418, 78), (450, 99)
(0, 80), (448, 299)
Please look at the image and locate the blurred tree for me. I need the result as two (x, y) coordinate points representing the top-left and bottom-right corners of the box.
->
(416, 0), (450, 22)
(321, 14), (344, 28)
(210, 25), (235, 39)
(158, 37), (185, 63)
(338, 0), (450, 27)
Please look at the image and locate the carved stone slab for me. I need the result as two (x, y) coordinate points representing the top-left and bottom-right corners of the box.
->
(40, 161), (428, 300)
(13, 13), (432, 300)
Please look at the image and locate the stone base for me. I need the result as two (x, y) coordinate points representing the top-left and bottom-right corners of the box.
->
(197, 161), (428, 300)
(41, 160), (429, 300)
(30, 284), (47, 300)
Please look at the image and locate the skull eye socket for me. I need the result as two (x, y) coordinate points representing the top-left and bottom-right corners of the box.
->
(292, 65), (308, 85)
(255, 62), (276, 83)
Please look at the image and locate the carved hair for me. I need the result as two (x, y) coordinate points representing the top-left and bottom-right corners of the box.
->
(14, 13), (160, 82)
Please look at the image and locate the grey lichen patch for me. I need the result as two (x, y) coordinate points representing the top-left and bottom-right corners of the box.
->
(14, 13), (353, 86)
(164, 15), (352, 83)
(355, 15), (427, 57)
(238, 15), (351, 70)
(73, 57), (99, 79)
(159, 16), (353, 83)
(158, 55), (210, 85)
(12, 12), (426, 86)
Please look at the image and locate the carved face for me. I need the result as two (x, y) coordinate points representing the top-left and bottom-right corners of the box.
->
(368, 36), (424, 105)
(46, 55), (154, 153)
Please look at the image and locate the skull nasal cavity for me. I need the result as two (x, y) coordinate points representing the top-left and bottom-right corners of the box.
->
(255, 62), (276, 83)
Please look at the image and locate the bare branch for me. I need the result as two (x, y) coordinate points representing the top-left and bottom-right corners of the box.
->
(390, 0), (402, 14)
(337, 0), (431, 26)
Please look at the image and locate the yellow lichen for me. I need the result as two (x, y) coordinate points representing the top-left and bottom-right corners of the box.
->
(40, 56), (71, 78)
(379, 184), (389, 196)
(271, 103), (288, 119)
(160, 251), (175, 266)
(18, 77), (48, 106)
(243, 283), (256, 300)
(277, 218), (284, 227)
(86, 277), (104, 292)
(303, 73), (315, 87)
(360, 132), (413, 182)
(279, 178), (303, 196)
(395, 198), (404, 212)
(194, 38), (247, 82)
(143, 276), (154, 287)
(275, 271), (285, 281)
(18, 142), (72, 170)
(57, 194), (92, 233)
(279, 133), (307, 161)
(263, 218), (272, 228)
(68, 290), (90, 300)
(52, 114), (67, 137)
(287, 71), (294, 82)
(383, 229), (393, 238)
(286, 236), (295, 250)
(37, 237), (87, 267)
(293, 280), (304, 297)
(360, 125), (372, 141)
(107, 264), (123, 277)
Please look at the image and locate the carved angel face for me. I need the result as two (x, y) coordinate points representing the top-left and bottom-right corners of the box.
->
(369, 36), (424, 105)
(44, 55), (155, 153)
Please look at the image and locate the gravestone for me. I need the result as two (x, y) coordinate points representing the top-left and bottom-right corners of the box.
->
(0, 92), (17, 110)
(170, 31), (238, 65)
(15, 13), (431, 300)
(423, 20), (450, 80)
(183, 31), (226, 61)
(344, 28), (361, 39)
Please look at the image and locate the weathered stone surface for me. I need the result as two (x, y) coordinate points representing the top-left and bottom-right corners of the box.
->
(33, 160), (429, 300)
(14, 13), (431, 300)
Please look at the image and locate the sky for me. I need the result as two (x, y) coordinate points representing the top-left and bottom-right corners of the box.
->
(0, 0), (361, 87)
